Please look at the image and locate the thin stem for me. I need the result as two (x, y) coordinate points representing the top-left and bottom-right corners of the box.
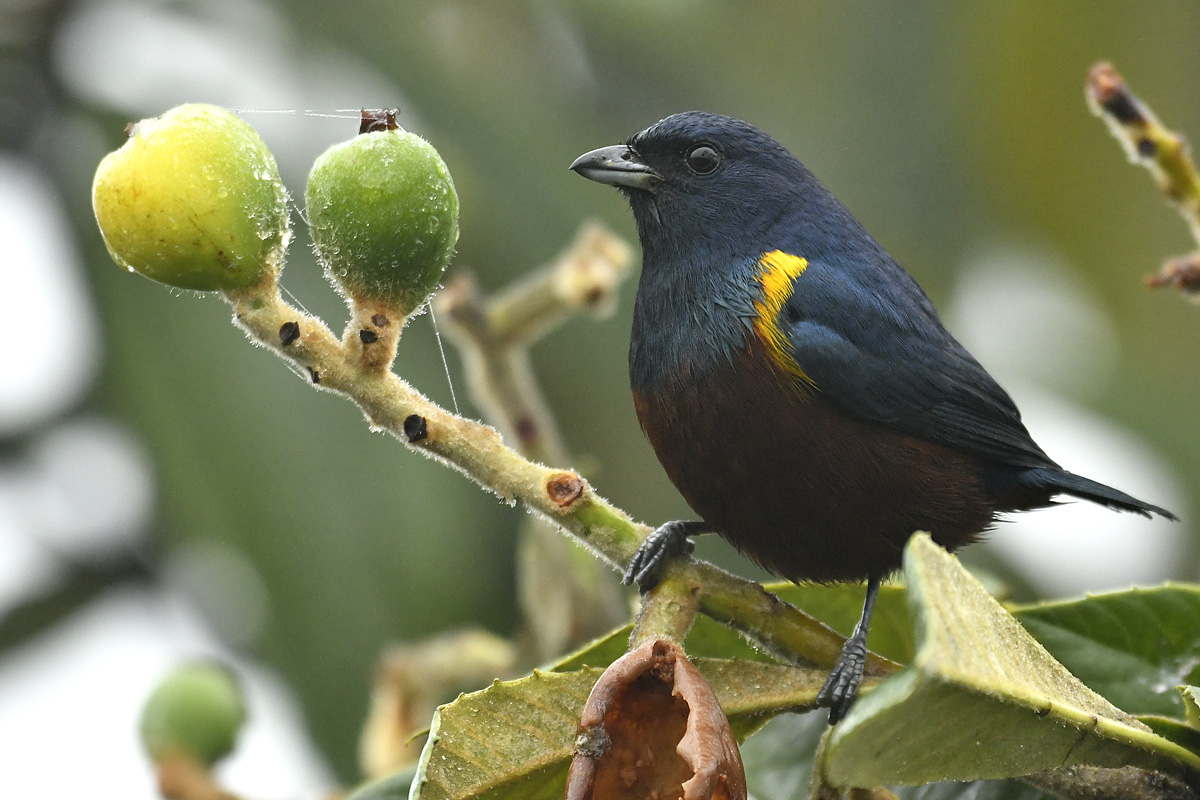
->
(1088, 62), (1200, 296)
(434, 224), (633, 660)
(629, 577), (699, 649)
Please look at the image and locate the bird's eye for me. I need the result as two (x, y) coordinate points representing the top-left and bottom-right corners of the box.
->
(685, 145), (721, 175)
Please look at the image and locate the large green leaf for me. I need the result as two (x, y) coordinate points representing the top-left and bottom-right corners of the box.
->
(740, 711), (827, 800)
(741, 713), (1055, 800)
(820, 533), (1200, 789)
(1011, 585), (1200, 718)
(406, 658), (838, 800)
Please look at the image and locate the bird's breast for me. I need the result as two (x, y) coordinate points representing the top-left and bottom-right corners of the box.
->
(630, 248), (817, 395)
(631, 334), (994, 582)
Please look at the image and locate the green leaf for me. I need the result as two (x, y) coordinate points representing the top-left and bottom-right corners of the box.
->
(548, 581), (914, 674)
(1142, 685), (1200, 756)
(1183, 685), (1200, 728)
(740, 711), (827, 800)
(1011, 584), (1200, 717)
(547, 615), (783, 673)
(820, 533), (1200, 789)
(546, 625), (631, 672)
(410, 659), (837, 800)
(1138, 715), (1200, 757)
(741, 713), (1054, 800)
(766, 582), (915, 664)
(345, 765), (419, 800)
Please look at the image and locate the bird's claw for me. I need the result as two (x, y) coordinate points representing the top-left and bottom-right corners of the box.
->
(621, 520), (700, 593)
(816, 635), (868, 725)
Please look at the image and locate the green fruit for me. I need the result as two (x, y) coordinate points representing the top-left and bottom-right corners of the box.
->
(92, 103), (289, 291)
(306, 128), (459, 315)
(140, 663), (247, 765)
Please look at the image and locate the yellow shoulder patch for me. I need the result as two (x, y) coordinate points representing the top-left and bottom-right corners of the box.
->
(752, 250), (814, 388)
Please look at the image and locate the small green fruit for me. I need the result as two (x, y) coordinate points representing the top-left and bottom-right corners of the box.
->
(93, 103), (290, 291)
(140, 662), (247, 766)
(306, 128), (459, 315)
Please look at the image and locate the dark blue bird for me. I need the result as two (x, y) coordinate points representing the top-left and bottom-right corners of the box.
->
(571, 111), (1174, 723)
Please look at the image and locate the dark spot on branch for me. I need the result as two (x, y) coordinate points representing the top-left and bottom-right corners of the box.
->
(1136, 138), (1157, 157)
(1101, 92), (1145, 126)
(546, 472), (585, 510)
(371, 313), (391, 327)
(308, 368), (320, 384)
(359, 328), (379, 344)
(403, 414), (428, 442)
(360, 109), (400, 135)
(279, 321), (300, 346)
(583, 286), (606, 307)
(1088, 62), (1146, 125)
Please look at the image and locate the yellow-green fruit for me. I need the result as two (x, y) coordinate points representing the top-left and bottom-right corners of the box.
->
(306, 129), (458, 315)
(140, 663), (247, 766)
(93, 103), (289, 291)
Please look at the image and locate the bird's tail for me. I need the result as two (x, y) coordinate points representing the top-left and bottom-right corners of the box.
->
(1021, 467), (1176, 520)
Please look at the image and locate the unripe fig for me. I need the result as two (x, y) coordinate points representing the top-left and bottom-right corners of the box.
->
(93, 103), (290, 291)
(306, 125), (459, 316)
(140, 662), (247, 766)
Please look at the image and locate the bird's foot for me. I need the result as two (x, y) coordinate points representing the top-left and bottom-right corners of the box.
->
(621, 520), (705, 593)
(816, 633), (868, 725)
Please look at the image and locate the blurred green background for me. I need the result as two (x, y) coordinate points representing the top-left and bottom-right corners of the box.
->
(4, 0), (1200, 790)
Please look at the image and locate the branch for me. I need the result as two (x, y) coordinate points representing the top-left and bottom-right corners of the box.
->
(434, 223), (634, 661)
(221, 245), (895, 678)
(629, 577), (699, 649)
(435, 222), (631, 464)
(1087, 62), (1200, 297)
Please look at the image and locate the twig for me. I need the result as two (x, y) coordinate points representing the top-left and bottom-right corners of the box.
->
(629, 577), (699, 650)
(1088, 62), (1200, 297)
(435, 222), (631, 462)
(435, 223), (632, 660)
(219, 264), (895, 678)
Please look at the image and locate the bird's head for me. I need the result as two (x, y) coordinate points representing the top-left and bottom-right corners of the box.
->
(571, 112), (825, 264)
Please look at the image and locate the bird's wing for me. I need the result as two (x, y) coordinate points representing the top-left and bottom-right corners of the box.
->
(776, 255), (1054, 469)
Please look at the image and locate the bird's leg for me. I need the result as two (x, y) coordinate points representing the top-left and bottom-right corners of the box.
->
(816, 574), (881, 724)
(622, 519), (708, 592)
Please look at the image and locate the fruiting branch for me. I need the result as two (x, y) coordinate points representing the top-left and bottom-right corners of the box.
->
(93, 105), (899, 797)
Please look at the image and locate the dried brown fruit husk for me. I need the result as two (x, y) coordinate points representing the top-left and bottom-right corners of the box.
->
(564, 638), (746, 800)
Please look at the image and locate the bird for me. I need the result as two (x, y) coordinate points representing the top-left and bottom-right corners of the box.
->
(570, 111), (1175, 724)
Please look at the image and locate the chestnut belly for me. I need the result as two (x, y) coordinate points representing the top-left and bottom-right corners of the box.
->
(633, 357), (996, 582)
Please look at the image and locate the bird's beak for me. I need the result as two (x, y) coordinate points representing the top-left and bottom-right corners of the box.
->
(570, 145), (660, 191)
